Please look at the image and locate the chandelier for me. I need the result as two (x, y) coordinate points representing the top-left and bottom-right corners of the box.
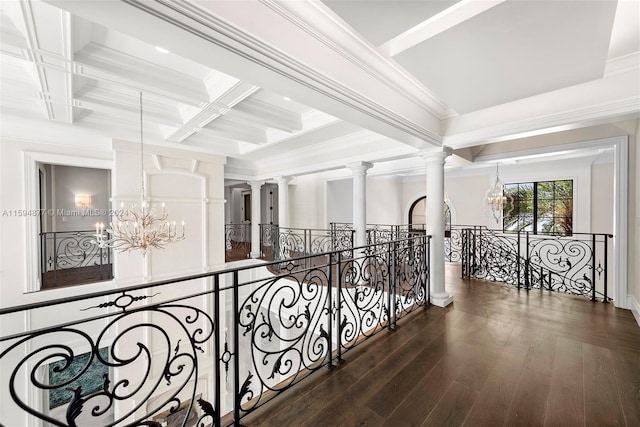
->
(483, 163), (513, 223)
(93, 93), (185, 255)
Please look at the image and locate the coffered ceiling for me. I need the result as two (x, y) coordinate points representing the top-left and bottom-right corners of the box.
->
(1, 0), (638, 179)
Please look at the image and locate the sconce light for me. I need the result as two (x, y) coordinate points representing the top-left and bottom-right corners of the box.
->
(75, 194), (92, 208)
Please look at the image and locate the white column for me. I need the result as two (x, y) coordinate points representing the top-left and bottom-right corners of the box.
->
(347, 162), (373, 247)
(275, 176), (292, 228)
(249, 180), (264, 258)
(422, 147), (453, 307)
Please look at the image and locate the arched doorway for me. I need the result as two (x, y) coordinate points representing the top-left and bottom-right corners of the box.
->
(408, 196), (451, 236)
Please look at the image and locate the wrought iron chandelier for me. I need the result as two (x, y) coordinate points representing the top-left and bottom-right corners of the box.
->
(93, 93), (185, 255)
(484, 163), (514, 223)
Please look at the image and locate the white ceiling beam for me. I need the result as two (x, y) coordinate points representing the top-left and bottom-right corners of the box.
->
(16, 0), (75, 123)
(232, 98), (302, 133)
(166, 78), (260, 143)
(44, 0), (443, 148)
(200, 117), (267, 145)
(379, 0), (508, 57)
(74, 43), (209, 107)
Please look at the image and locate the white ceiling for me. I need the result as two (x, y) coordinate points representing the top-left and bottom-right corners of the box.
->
(0, 0), (638, 180)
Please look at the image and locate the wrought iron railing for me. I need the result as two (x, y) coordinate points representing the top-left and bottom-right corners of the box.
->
(225, 223), (251, 261)
(40, 231), (113, 289)
(0, 234), (430, 426)
(460, 227), (613, 301)
(261, 224), (356, 263)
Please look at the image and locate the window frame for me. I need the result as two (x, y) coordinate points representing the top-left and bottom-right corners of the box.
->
(502, 179), (573, 235)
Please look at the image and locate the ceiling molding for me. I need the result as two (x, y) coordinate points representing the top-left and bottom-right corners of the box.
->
(82, 0), (442, 148)
(74, 43), (209, 106)
(262, 0), (449, 120)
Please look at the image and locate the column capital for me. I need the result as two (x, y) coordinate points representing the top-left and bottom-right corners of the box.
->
(274, 176), (293, 185)
(419, 146), (453, 164)
(247, 180), (265, 191)
(347, 161), (373, 175)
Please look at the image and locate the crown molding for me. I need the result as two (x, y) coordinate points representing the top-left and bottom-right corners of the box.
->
(262, 0), (449, 119)
(444, 96), (640, 148)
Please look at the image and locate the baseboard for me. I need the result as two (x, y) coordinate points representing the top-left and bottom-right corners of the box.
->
(628, 294), (640, 328)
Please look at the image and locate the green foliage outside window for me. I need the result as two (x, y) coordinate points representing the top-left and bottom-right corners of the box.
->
(503, 180), (573, 234)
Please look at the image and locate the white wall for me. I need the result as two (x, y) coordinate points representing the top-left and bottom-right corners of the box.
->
(591, 160), (614, 233)
(290, 173), (326, 229)
(326, 178), (352, 224)
(47, 164), (110, 232)
(367, 176), (403, 225)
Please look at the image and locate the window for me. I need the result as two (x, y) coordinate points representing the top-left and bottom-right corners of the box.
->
(503, 180), (573, 234)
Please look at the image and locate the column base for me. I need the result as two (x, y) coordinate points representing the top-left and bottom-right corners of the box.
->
(250, 251), (262, 259)
(430, 292), (453, 307)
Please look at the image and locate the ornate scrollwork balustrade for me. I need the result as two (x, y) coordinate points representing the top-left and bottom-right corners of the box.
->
(1, 234), (430, 427)
(40, 231), (113, 288)
(461, 227), (612, 302)
(225, 223), (251, 261)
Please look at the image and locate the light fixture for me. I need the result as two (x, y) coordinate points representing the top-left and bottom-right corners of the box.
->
(155, 46), (170, 54)
(483, 163), (513, 224)
(75, 194), (91, 208)
(283, 96), (291, 101)
(93, 92), (185, 255)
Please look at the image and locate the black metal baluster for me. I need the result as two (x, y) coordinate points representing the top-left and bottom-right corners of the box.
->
(426, 235), (431, 305)
(603, 234), (609, 303)
(388, 241), (394, 331)
(517, 230), (521, 290)
(336, 251), (342, 363)
(326, 250), (333, 370)
(591, 234), (597, 301)
(214, 274), (221, 427)
(525, 232), (530, 291)
(53, 232), (58, 287)
(232, 270), (240, 426)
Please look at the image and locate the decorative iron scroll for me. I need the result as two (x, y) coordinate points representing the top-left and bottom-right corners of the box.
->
(2, 233), (430, 426)
(1, 296), (216, 427)
(225, 224), (251, 261)
(461, 228), (611, 301)
(41, 231), (113, 288)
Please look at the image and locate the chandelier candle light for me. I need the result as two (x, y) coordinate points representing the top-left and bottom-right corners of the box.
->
(93, 92), (185, 255)
(484, 163), (514, 223)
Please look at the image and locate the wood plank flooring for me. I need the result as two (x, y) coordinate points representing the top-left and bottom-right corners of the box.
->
(242, 264), (640, 427)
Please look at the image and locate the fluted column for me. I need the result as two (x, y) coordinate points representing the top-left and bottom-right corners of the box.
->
(275, 176), (292, 228)
(249, 180), (264, 258)
(422, 147), (453, 307)
(347, 161), (373, 248)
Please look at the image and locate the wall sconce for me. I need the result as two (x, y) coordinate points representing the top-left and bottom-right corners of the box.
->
(75, 194), (92, 208)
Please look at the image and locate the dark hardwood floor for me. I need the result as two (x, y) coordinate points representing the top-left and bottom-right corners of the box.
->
(242, 264), (640, 427)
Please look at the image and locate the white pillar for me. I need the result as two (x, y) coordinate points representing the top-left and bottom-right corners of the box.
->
(275, 176), (292, 228)
(347, 162), (373, 247)
(422, 147), (453, 307)
(249, 180), (264, 258)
